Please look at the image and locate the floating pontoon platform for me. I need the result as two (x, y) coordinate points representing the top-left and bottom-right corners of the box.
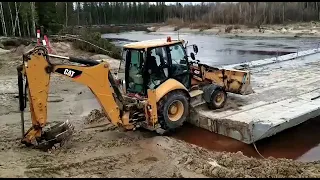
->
(189, 48), (320, 144)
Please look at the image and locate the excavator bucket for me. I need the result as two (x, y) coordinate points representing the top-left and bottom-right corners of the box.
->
(34, 120), (74, 151)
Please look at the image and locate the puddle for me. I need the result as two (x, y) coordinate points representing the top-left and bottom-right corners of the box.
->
(254, 116), (320, 162)
(296, 145), (320, 162)
(173, 116), (320, 162)
(172, 124), (259, 158)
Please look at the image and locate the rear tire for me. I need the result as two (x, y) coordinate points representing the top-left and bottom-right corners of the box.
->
(207, 89), (227, 110)
(157, 91), (189, 131)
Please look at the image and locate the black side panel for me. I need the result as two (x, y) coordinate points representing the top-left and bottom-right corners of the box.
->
(55, 68), (82, 78)
(69, 57), (100, 66)
(17, 65), (25, 111)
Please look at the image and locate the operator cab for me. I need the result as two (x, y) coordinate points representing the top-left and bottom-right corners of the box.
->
(121, 37), (198, 96)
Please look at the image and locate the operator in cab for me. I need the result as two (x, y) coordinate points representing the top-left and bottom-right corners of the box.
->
(146, 50), (165, 89)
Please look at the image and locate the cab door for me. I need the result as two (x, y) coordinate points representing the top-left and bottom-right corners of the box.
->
(125, 49), (145, 94)
(145, 46), (170, 90)
(166, 43), (190, 89)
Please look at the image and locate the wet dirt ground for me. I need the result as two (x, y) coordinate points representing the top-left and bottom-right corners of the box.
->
(1, 42), (320, 178)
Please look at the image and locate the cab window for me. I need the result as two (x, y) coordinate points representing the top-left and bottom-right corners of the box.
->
(169, 44), (187, 65)
(145, 46), (169, 89)
(127, 50), (144, 94)
(150, 47), (169, 77)
(168, 43), (190, 88)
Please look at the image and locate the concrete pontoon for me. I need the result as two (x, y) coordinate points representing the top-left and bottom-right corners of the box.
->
(189, 48), (320, 144)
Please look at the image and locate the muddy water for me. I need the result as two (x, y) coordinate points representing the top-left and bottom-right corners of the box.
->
(172, 116), (320, 162)
(102, 31), (320, 66)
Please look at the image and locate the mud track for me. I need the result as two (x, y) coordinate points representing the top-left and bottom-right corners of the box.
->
(0, 42), (320, 178)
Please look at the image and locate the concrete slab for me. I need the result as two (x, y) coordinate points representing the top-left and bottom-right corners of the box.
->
(189, 50), (320, 144)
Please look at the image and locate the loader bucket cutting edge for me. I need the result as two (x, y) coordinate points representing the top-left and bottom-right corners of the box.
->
(240, 83), (254, 95)
(240, 73), (254, 95)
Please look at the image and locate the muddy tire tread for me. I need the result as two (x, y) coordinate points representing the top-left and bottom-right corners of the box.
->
(157, 90), (189, 130)
(207, 89), (227, 110)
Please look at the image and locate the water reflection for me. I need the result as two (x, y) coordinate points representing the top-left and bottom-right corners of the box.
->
(102, 31), (319, 66)
(172, 115), (320, 162)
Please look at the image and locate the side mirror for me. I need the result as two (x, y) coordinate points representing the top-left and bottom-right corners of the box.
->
(190, 52), (195, 60)
(193, 45), (198, 54)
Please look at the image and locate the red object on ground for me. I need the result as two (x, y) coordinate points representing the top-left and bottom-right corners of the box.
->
(44, 35), (52, 53)
(127, 93), (145, 100)
(37, 29), (41, 45)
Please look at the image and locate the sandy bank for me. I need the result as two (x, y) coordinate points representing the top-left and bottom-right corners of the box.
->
(150, 22), (320, 38)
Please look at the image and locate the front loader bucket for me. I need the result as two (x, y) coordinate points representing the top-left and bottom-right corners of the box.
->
(199, 64), (254, 95)
(240, 83), (254, 95)
(239, 72), (254, 95)
(220, 69), (254, 95)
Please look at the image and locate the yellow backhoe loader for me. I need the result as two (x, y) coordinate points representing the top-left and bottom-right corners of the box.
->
(17, 37), (252, 149)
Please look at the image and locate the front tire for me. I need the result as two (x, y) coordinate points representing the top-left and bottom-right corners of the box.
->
(207, 89), (227, 110)
(157, 91), (189, 131)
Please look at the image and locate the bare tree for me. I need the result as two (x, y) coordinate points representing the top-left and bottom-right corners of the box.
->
(282, 2), (286, 23)
(0, 2), (7, 36)
(77, 2), (80, 25)
(26, 18), (30, 37)
(12, 2), (21, 37)
(65, 2), (68, 27)
(239, 3), (242, 24)
(8, 2), (14, 36)
(15, 2), (21, 37)
(316, 2), (320, 21)
(30, 2), (36, 37)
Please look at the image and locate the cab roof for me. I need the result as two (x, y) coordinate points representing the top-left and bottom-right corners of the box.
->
(123, 38), (184, 50)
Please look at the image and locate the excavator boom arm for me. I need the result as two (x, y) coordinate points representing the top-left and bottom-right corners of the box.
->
(18, 46), (129, 146)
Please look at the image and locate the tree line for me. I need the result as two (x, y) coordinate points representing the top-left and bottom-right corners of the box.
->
(1, 2), (320, 37)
